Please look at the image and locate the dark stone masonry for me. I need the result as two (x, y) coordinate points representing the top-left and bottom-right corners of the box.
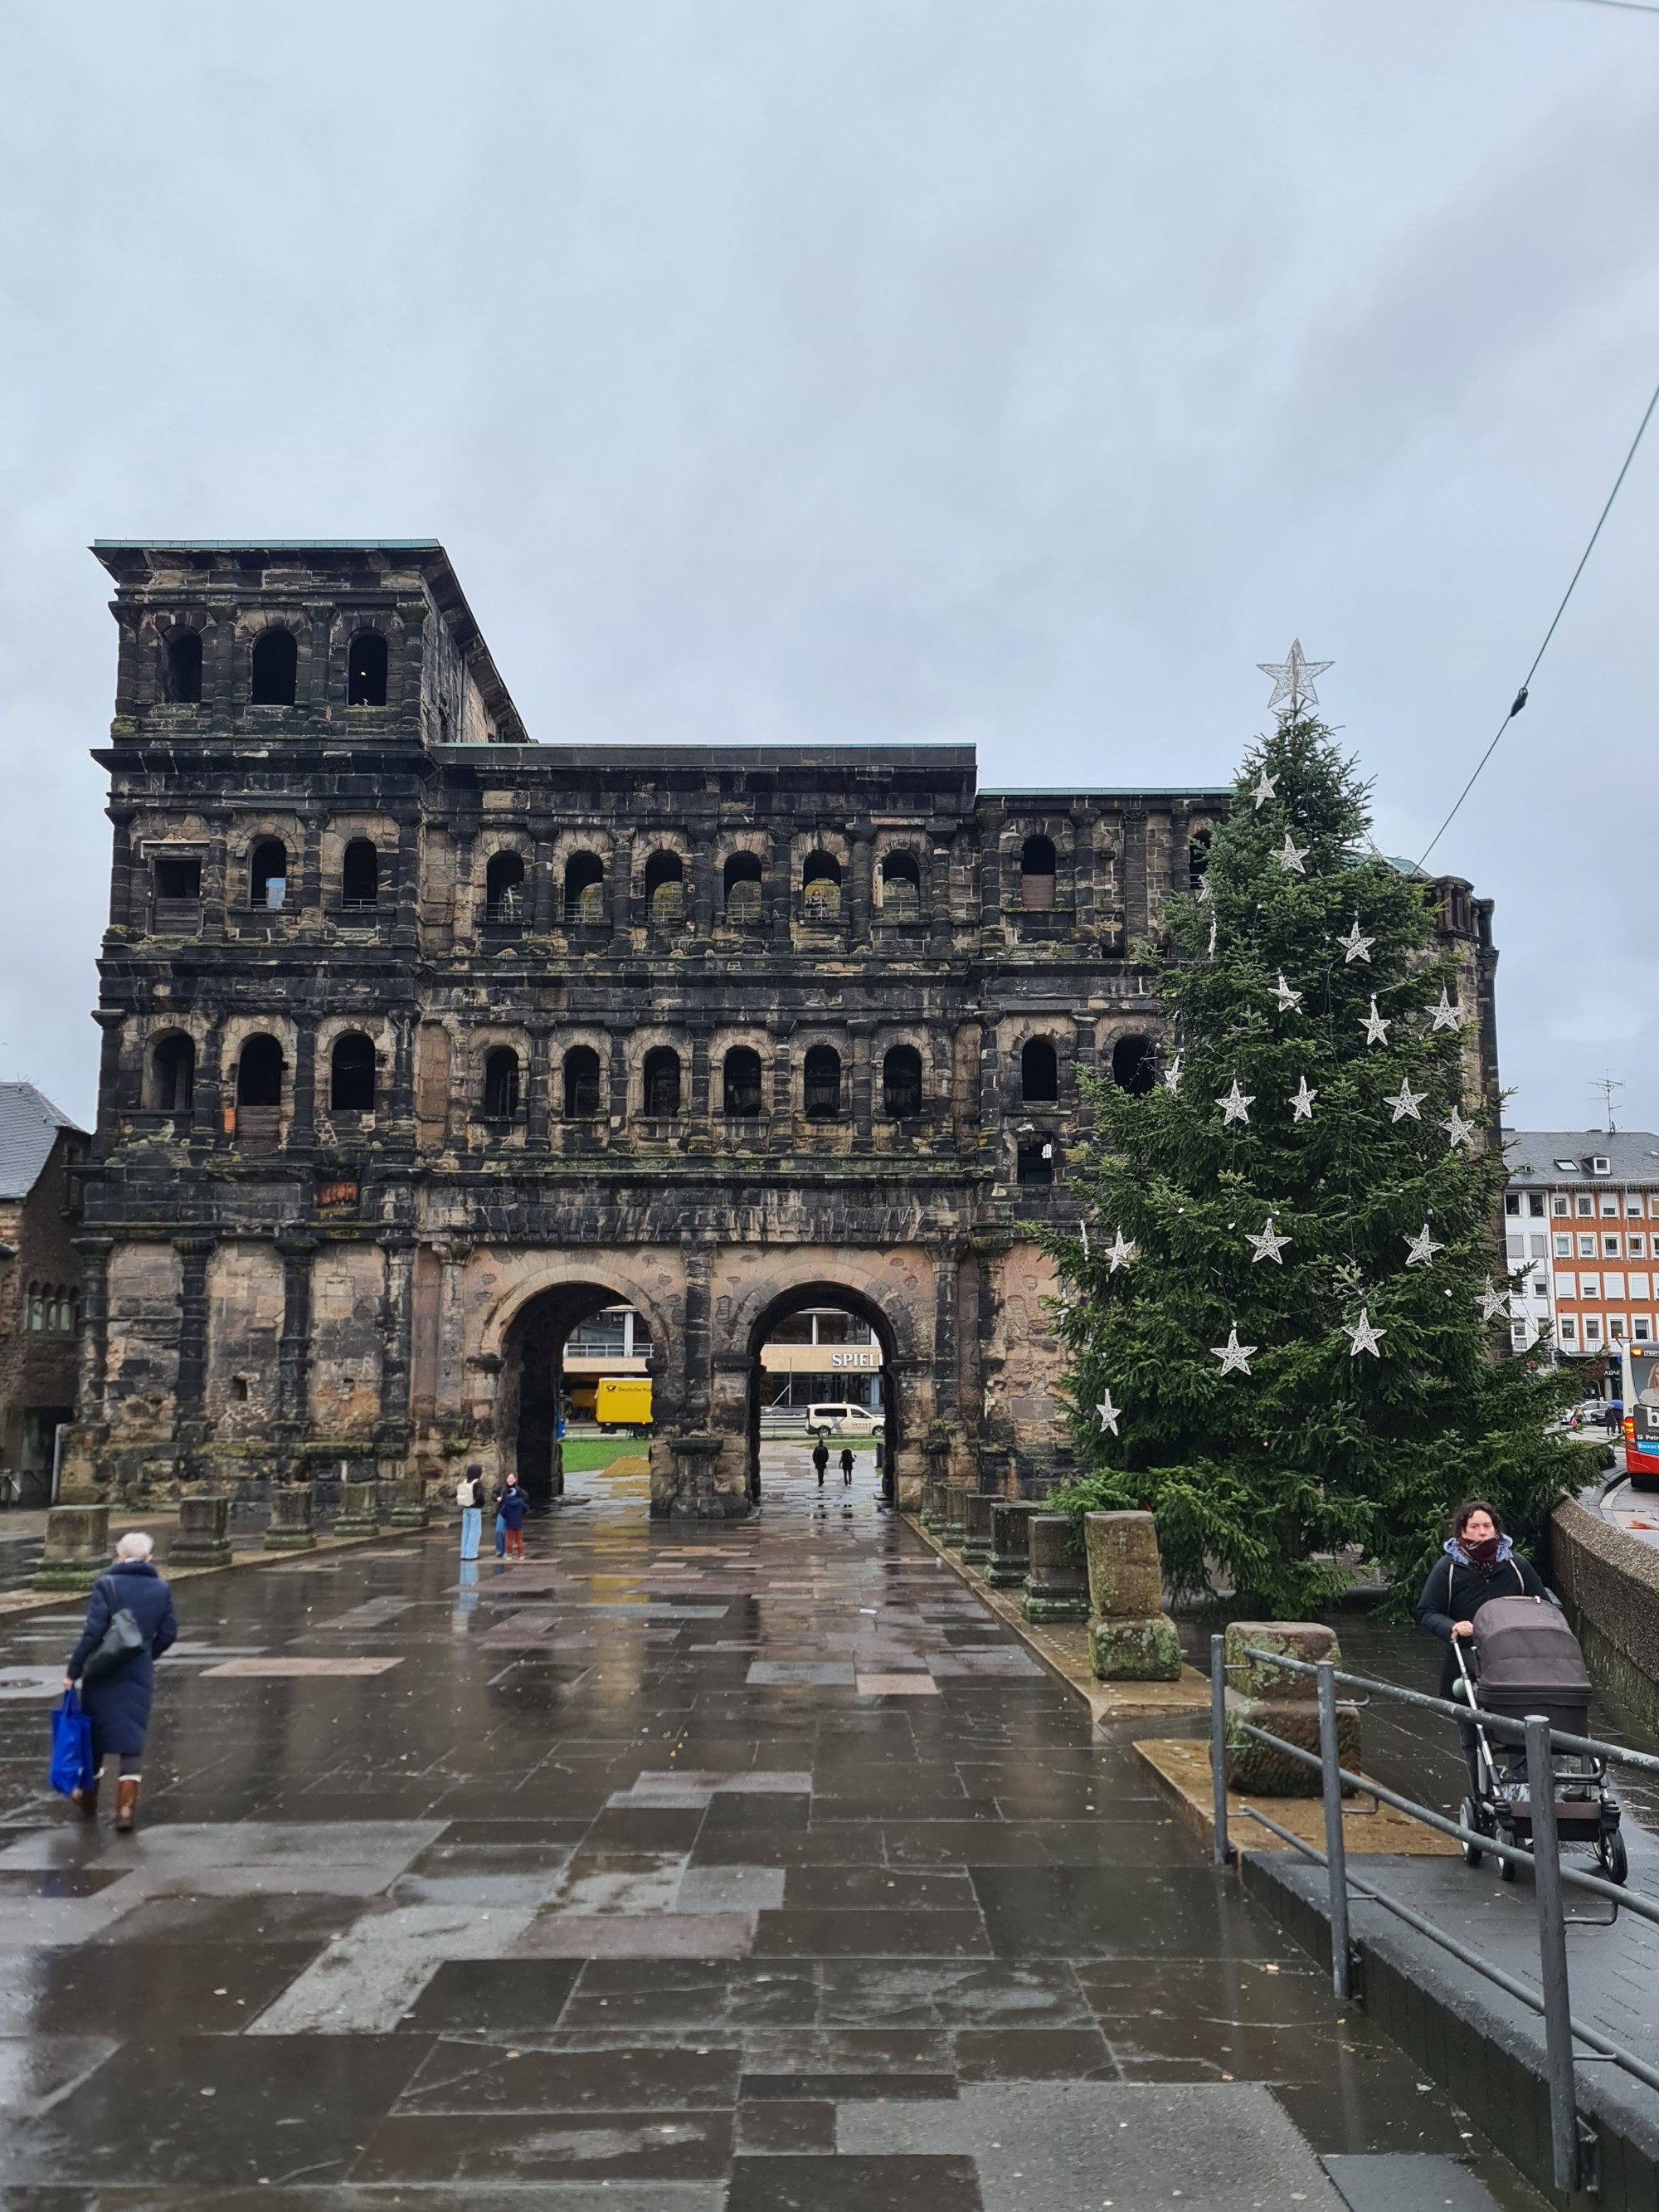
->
(65, 541), (1498, 1518)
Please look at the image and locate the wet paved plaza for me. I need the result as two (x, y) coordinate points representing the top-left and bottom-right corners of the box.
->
(0, 1451), (1545, 2210)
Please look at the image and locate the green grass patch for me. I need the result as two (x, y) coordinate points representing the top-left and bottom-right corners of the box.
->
(560, 1436), (650, 1472)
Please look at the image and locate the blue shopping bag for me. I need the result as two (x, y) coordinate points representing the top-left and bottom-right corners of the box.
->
(49, 1688), (93, 1799)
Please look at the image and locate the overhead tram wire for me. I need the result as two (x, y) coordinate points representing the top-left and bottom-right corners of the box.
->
(1417, 369), (1659, 869)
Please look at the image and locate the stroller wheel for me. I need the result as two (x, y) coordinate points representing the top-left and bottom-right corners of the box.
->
(1599, 1830), (1628, 1887)
(1459, 1798), (1484, 1869)
(1499, 1848), (1520, 1882)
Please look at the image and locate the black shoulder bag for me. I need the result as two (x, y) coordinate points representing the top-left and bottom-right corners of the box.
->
(80, 1580), (146, 1684)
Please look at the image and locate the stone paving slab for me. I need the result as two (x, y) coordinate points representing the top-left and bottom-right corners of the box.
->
(0, 1451), (1551, 2210)
(1136, 1736), (1460, 1856)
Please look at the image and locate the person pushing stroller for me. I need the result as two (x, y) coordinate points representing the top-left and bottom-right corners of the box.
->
(1416, 1500), (1547, 1795)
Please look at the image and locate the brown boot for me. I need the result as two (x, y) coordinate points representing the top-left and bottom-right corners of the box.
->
(70, 1784), (98, 1820)
(114, 1777), (139, 1833)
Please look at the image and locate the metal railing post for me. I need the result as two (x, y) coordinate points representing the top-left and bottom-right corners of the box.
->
(1316, 1659), (1352, 2000)
(1527, 1713), (1581, 2194)
(1209, 1633), (1233, 1866)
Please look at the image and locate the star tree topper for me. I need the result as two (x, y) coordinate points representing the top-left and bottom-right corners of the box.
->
(1095, 1391), (1121, 1436)
(1343, 1308), (1386, 1357)
(1247, 1217), (1292, 1264)
(1211, 1323), (1257, 1376)
(1258, 639), (1334, 718)
(1216, 1079), (1254, 1127)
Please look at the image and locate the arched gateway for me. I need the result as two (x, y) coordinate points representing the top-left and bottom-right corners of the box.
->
(65, 542), (1499, 1518)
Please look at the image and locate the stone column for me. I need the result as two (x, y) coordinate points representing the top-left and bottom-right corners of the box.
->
(1071, 809), (1096, 938)
(193, 1020), (225, 1149)
(849, 1021), (873, 1147)
(608, 1028), (630, 1132)
(435, 1242), (471, 1423)
(768, 827), (793, 950)
(849, 833), (873, 946)
(932, 1252), (961, 1427)
(202, 811), (230, 943)
(393, 817), (420, 948)
(91, 1011), (124, 1157)
(1224, 1622), (1360, 1795)
(927, 834), (954, 955)
(532, 834), (556, 934)
(1021, 1514), (1089, 1622)
(525, 1026), (552, 1150)
(1121, 807), (1148, 951)
(690, 839), (717, 941)
(173, 1236), (215, 1430)
(387, 1013), (416, 1139)
(107, 807), (137, 933)
(688, 1026), (713, 1143)
(289, 1018), (317, 1149)
(1083, 1511), (1181, 1680)
(987, 1499), (1042, 1587)
(276, 1234), (316, 1435)
(681, 1242), (713, 1428)
(72, 1236), (114, 1426)
(378, 1233), (416, 1438)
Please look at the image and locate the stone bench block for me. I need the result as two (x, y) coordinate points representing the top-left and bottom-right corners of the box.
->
(986, 1500), (1043, 1587)
(1224, 1620), (1360, 1795)
(961, 1492), (994, 1567)
(940, 1485), (971, 1553)
(32, 1504), (111, 1591)
(1082, 1509), (1182, 1681)
(264, 1485), (317, 1552)
(332, 1478), (380, 1539)
(171, 1493), (232, 1567)
(1021, 1513), (1089, 1623)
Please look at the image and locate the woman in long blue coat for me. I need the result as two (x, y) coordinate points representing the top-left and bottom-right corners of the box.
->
(62, 1529), (177, 1832)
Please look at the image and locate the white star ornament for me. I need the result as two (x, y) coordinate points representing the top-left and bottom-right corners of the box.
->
(1289, 1076), (1317, 1123)
(1343, 1308), (1385, 1358)
(1428, 989), (1462, 1033)
(1107, 1229), (1136, 1274)
(1258, 641), (1334, 716)
(1249, 767), (1278, 809)
(1210, 1324), (1257, 1376)
(1389, 1079), (1426, 1123)
(1096, 1392), (1121, 1436)
(1247, 1217), (1292, 1264)
(1442, 1106), (1475, 1150)
(1477, 1278), (1509, 1322)
(1272, 973), (1302, 1013)
(1208, 913), (1218, 956)
(1362, 998), (1390, 1047)
(1335, 918), (1374, 965)
(1216, 1079), (1254, 1127)
(1162, 1054), (1183, 1094)
(1276, 833), (1310, 875)
(1404, 1224), (1443, 1265)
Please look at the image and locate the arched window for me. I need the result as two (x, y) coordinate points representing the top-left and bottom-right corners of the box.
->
(150, 1032), (195, 1113)
(236, 1034), (285, 1108)
(486, 850), (526, 923)
(1112, 1034), (1155, 1097)
(1020, 835), (1057, 910)
(723, 1045), (764, 1116)
(883, 1044), (923, 1119)
(341, 838), (378, 908)
(645, 850), (685, 928)
(1021, 1037), (1058, 1104)
(723, 851), (764, 927)
(879, 850), (922, 919)
(563, 1045), (601, 1117)
(330, 1032), (377, 1113)
(250, 628), (298, 707)
(644, 1047), (682, 1117)
(484, 1046), (521, 1119)
(250, 840), (289, 909)
(1018, 1139), (1055, 1186)
(801, 852), (842, 923)
(162, 629), (202, 704)
(1188, 826), (1212, 891)
(347, 632), (388, 707)
(804, 1044), (842, 1119)
(564, 850), (606, 924)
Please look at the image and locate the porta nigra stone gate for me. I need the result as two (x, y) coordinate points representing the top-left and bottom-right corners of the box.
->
(65, 543), (1499, 1518)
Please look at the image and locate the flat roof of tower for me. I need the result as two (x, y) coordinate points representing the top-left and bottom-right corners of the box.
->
(92, 539), (445, 552)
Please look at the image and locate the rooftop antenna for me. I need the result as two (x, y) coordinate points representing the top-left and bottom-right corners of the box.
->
(1593, 1073), (1623, 1136)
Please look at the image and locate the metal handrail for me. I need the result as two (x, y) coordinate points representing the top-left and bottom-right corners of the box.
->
(1210, 1636), (1659, 2195)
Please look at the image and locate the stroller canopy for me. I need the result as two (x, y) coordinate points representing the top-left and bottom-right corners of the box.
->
(1472, 1596), (1591, 1722)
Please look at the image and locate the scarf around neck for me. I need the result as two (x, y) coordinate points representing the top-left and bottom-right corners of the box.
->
(1444, 1532), (1513, 1571)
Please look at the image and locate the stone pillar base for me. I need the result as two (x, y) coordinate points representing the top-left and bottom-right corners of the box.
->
(985, 1501), (1043, 1587)
(1022, 1513), (1089, 1621)
(332, 1479), (381, 1539)
(659, 1435), (752, 1520)
(171, 1493), (232, 1567)
(264, 1485), (317, 1551)
(32, 1504), (111, 1591)
(387, 1473), (429, 1528)
(1223, 1621), (1360, 1795)
(1088, 1613), (1184, 1681)
(961, 1492), (994, 1568)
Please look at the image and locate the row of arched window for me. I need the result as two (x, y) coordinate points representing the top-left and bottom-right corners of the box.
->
(145, 1029), (1158, 1123)
(26, 1284), (76, 1332)
(159, 627), (389, 709)
(484, 845), (922, 928)
(153, 838), (382, 914)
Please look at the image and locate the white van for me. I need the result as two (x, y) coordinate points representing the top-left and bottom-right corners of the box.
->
(805, 1402), (884, 1438)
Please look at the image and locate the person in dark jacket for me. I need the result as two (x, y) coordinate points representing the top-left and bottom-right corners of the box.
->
(839, 1445), (855, 1487)
(1416, 1499), (1548, 1795)
(494, 1471), (528, 1560)
(61, 1530), (178, 1832)
(811, 1440), (830, 1488)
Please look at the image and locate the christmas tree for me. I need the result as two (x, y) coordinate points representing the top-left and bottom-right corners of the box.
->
(1045, 646), (1578, 1617)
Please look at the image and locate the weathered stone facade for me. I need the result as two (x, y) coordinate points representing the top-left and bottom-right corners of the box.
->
(66, 542), (1499, 1517)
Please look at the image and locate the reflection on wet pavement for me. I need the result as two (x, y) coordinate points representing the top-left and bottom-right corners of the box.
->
(0, 1449), (1547, 2208)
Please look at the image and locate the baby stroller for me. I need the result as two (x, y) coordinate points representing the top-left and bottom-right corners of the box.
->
(1452, 1595), (1625, 1886)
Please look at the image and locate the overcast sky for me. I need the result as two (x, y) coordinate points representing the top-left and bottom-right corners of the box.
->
(2, 0), (1656, 1135)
